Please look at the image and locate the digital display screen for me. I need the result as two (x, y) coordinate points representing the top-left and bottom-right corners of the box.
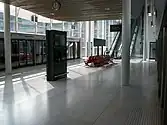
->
(94, 38), (106, 46)
(54, 34), (66, 46)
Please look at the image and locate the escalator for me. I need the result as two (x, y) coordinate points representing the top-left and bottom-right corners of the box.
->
(116, 19), (138, 58)
(108, 18), (141, 59)
(108, 32), (121, 57)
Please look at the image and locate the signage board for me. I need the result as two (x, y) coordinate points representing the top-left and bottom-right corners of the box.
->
(94, 38), (106, 46)
(110, 24), (122, 32)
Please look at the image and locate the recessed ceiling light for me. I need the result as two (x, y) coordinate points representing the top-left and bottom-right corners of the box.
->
(105, 8), (110, 11)
(148, 12), (152, 16)
(50, 13), (55, 16)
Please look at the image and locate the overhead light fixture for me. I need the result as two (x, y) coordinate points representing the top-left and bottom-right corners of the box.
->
(153, 11), (156, 15)
(147, 5), (152, 16)
(148, 13), (152, 16)
(52, 0), (61, 11)
(50, 13), (55, 16)
(151, 21), (154, 27)
(105, 8), (110, 11)
(154, 8), (157, 17)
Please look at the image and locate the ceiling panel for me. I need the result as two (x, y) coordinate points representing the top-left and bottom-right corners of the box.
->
(1, 0), (122, 21)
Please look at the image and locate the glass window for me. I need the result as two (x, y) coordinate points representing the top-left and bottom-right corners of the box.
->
(64, 22), (70, 36)
(18, 18), (35, 33)
(45, 23), (51, 30)
(52, 23), (62, 31)
(37, 22), (45, 34)
(0, 12), (16, 31)
(73, 22), (80, 37)
(0, 12), (3, 31)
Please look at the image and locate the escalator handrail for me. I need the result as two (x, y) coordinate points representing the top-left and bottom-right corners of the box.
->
(109, 32), (120, 56)
(107, 32), (119, 51)
(130, 19), (141, 56)
(117, 19), (138, 57)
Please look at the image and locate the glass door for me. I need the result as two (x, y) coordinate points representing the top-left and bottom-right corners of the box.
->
(72, 42), (76, 59)
(11, 40), (19, 68)
(0, 39), (4, 70)
(43, 41), (47, 63)
(150, 42), (156, 59)
(67, 42), (73, 59)
(35, 41), (43, 64)
(19, 40), (27, 66)
(27, 40), (34, 65)
(77, 42), (81, 58)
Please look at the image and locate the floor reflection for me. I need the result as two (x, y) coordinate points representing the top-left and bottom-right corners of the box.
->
(3, 75), (14, 105)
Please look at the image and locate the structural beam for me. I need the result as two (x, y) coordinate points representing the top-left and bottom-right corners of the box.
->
(122, 0), (131, 86)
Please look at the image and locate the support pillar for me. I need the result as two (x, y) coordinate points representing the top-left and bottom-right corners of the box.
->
(85, 21), (89, 56)
(90, 21), (94, 56)
(4, 3), (12, 74)
(15, 7), (18, 32)
(143, 0), (148, 61)
(88, 21), (92, 56)
(122, 0), (131, 86)
(62, 21), (65, 31)
(34, 15), (37, 34)
(102, 20), (105, 39)
(107, 20), (111, 50)
(50, 19), (52, 30)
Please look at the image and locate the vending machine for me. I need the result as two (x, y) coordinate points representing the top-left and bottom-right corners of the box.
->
(46, 30), (67, 81)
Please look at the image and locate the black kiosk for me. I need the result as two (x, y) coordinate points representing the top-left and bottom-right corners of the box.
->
(46, 30), (67, 81)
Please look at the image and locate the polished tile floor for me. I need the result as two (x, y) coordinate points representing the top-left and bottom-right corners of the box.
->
(0, 59), (162, 125)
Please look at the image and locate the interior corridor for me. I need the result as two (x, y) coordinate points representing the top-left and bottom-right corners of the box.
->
(0, 61), (161, 125)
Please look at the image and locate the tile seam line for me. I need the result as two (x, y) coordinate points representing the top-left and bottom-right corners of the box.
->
(91, 88), (121, 125)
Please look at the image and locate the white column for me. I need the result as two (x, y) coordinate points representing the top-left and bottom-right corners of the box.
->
(50, 19), (52, 30)
(102, 20), (105, 39)
(90, 21), (94, 55)
(79, 22), (82, 38)
(143, 0), (148, 61)
(34, 15), (37, 34)
(71, 22), (74, 37)
(88, 21), (92, 56)
(62, 21), (65, 31)
(122, 0), (131, 86)
(107, 20), (111, 49)
(104, 20), (106, 40)
(15, 7), (18, 32)
(97, 21), (99, 38)
(4, 3), (12, 74)
(85, 21), (89, 56)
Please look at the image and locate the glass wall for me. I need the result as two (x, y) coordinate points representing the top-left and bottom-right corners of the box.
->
(52, 23), (62, 31)
(0, 12), (15, 31)
(18, 17), (36, 33)
(37, 22), (45, 34)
